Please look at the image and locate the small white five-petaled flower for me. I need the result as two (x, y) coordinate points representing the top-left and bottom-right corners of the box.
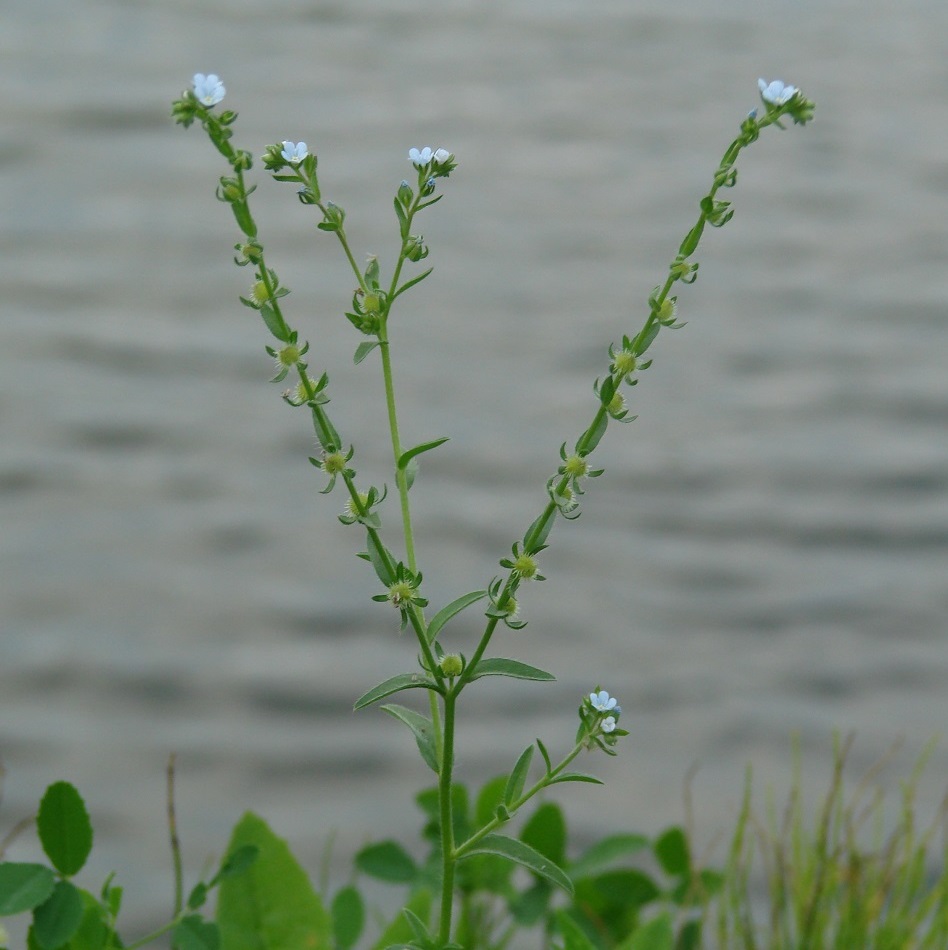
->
(193, 73), (225, 107)
(409, 146), (434, 167)
(601, 716), (617, 734)
(758, 78), (797, 106)
(409, 146), (452, 169)
(589, 689), (619, 713)
(281, 141), (308, 165)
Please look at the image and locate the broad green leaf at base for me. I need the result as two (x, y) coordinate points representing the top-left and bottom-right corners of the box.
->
(217, 812), (331, 950)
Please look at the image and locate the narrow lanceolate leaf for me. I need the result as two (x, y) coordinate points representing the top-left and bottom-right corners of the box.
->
(380, 704), (439, 773)
(258, 304), (292, 343)
(354, 341), (380, 365)
(426, 590), (488, 643)
(546, 772), (604, 787)
(397, 437), (449, 471)
(459, 834), (573, 895)
(504, 746), (534, 806)
(392, 267), (434, 301)
(522, 508), (555, 554)
(577, 410), (608, 455)
(393, 196), (408, 239)
(37, 781), (93, 877)
(536, 739), (552, 775)
(354, 673), (440, 710)
(467, 658), (555, 683)
(366, 538), (396, 586)
(0, 863), (56, 915)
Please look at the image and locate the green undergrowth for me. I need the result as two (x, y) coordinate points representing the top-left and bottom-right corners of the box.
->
(2, 737), (945, 950)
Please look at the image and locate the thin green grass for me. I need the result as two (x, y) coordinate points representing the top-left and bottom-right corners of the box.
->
(711, 735), (948, 949)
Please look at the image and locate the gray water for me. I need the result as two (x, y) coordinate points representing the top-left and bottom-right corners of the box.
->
(2, 0), (948, 942)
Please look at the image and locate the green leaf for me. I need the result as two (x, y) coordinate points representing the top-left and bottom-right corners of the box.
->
(536, 739), (552, 775)
(585, 869), (659, 910)
(598, 375), (616, 407)
(393, 196), (408, 238)
(312, 409), (342, 454)
(504, 746), (534, 806)
(467, 658), (555, 683)
(627, 912), (674, 950)
(426, 590), (488, 643)
(365, 539), (396, 586)
(547, 772), (604, 788)
(353, 341), (380, 365)
(0, 863), (56, 916)
(188, 882), (209, 910)
(556, 910), (598, 950)
(578, 410), (608, 454)
(474, 776), (507, 828)
(370, 889), (432, 950)
(258, 304), (292, 343)
(569, 833), (650, 880)
(37, 782), (93, 877)
(174, 915), (221, 950)
(392, 267), (434, 301)
(654, 826), (690, 877)
(231, 202), (257, 239)
(397, 437), (449, 471)
(632, 322), (660, 357)
(678, 218), (705, 257)
(354, 841), (418, 884)
(460, 834), (572, 895)
(403, 457), (418, 492)
(216, 812), (331, 950)
(32, 880), (84, 950)
(331, 885), (364, 950)
(66, 888), (116, 950)
(354, 673), (439, 710)
(380, 704), (439, 773)
(214, 845), (259, 884)
(520, 803), (566, 869)
(522, 508), (555, 553)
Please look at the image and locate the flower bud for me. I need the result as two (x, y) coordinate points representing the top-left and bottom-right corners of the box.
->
(440, 654), (463, 677)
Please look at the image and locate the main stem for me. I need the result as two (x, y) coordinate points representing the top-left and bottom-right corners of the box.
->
(438, 690), (458, 945)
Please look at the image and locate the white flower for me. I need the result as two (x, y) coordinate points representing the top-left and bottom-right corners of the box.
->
(589, 689), (618, 713)
(193, 73), (225, 107)
(757, 78), (797, 106)
(432, 148), (452, 165)
(281, 141), (308, 165)
(601, 716), (617, 734)
(409, 146), (434, 167)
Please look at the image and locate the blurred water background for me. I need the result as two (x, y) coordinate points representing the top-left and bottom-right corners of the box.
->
(2, 0), (948, 942)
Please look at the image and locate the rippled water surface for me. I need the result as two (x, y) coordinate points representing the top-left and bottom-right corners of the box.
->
(3, 0), (948, 941)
